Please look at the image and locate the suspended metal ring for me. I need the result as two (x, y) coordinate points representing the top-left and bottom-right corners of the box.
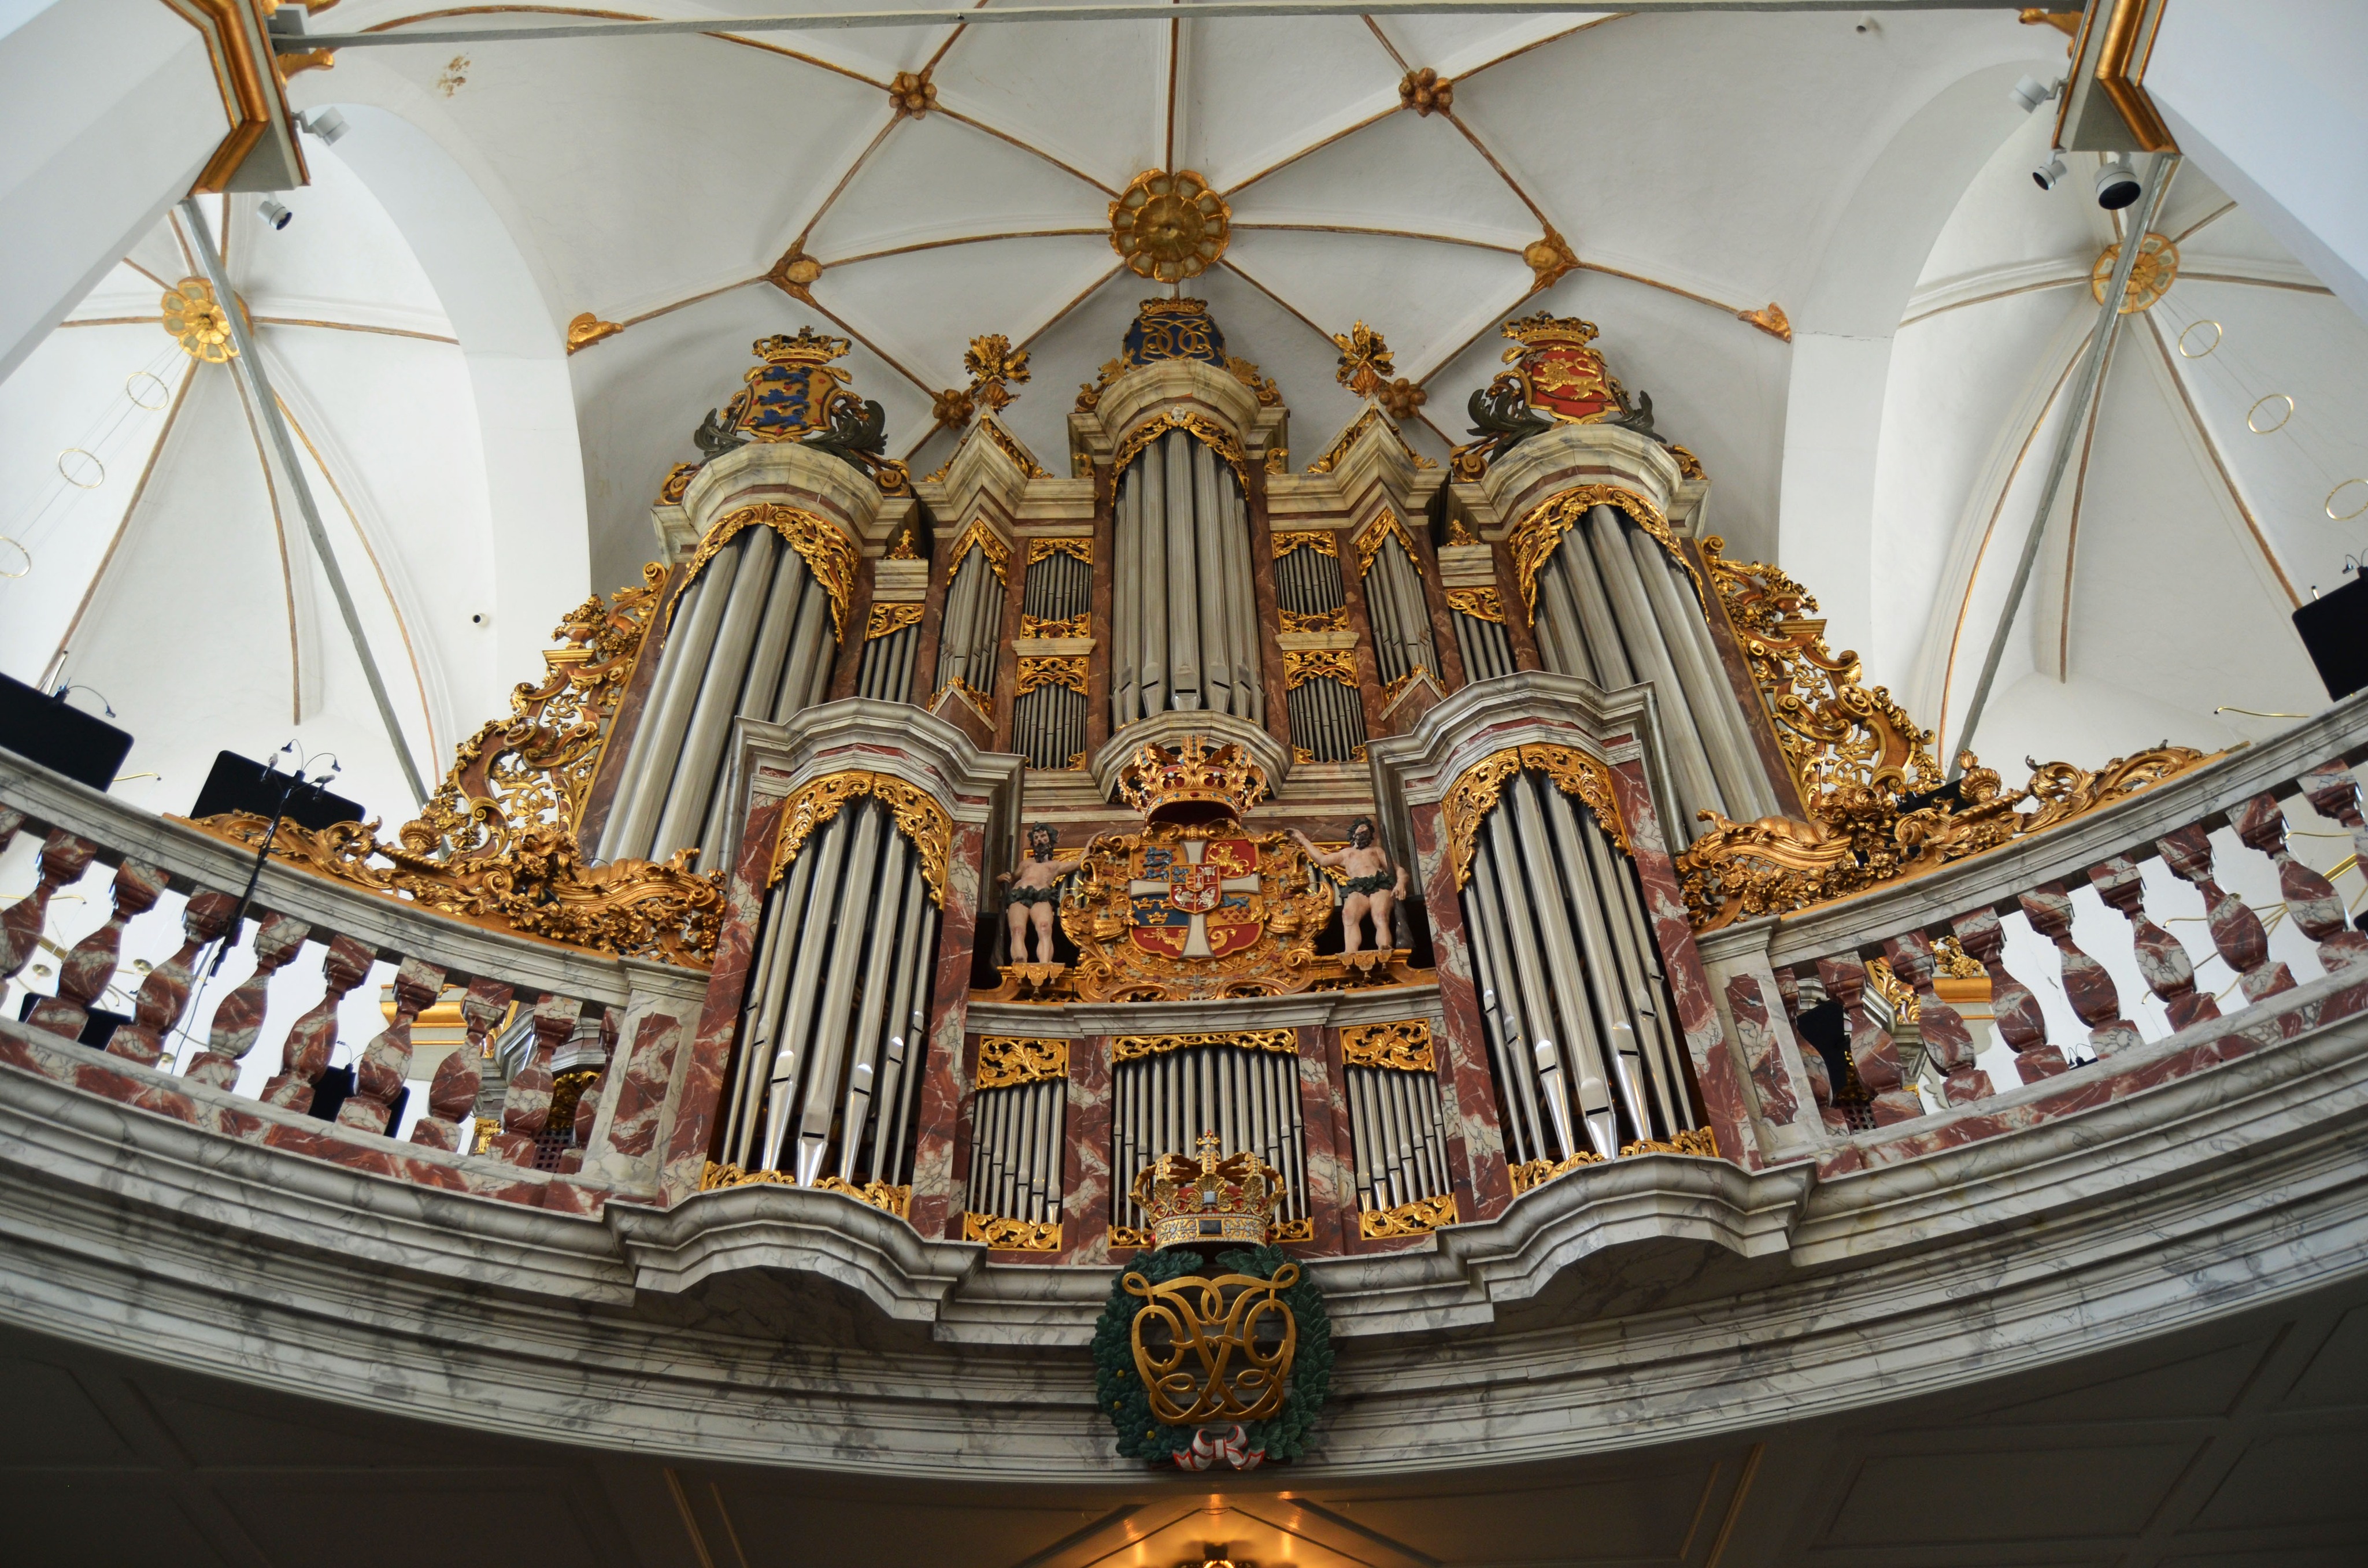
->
(2247, 394), (2294, 435)
(2176, 318), (2222, 358)
(2329, 479), (2368, 522)
(0, 536), (28, 578)
(57, 448), (105, 488)
(125, 370), (171, 410)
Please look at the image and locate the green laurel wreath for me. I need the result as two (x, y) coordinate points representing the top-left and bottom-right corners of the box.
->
(1091, 1244), (1333, 1465)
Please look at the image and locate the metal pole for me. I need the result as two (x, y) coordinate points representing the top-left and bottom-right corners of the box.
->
(178, 198), (430, 806)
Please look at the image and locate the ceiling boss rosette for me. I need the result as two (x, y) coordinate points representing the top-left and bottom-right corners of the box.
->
(1109, 169), (1231, 283)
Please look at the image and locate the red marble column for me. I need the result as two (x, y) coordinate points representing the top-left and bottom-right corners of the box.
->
(27, 857), (166, 1043)
(2017, 883), (2143, 1057)
(1815, 954), (1922, 1125)
(2237, 791), (2368, 976)
(187, 912), (312, 1089)
(108, 889), (237, 1067)
(2156, 824), (2296, 1004)
(1609, 755), (1760, 1162)
(336, 955), (445, 1134)
(1, 830), (95, 980)
(909, 815), (989, 1241)
(1404, 511), (1469, 695)
(1951, 906), (2063, 1081)
(1408, 796), (1511, 1217)
(261, 934), (373, 1111)
(1056, 1033), (1113, 1265)
(1336, 531), (1393, 744)
(2089, 855), (2218, 1030)
(1883, 930), (1993, 1104)
(489, 994), (578, 1165)
(1490, 533), (1542, 673)
(1723, 972), (1805, 1128)
(412, 976), (513, 1152)
(1297, 1026), (1356, 1252)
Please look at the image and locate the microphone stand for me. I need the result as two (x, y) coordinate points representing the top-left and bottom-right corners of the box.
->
(209, 763), (331, 978)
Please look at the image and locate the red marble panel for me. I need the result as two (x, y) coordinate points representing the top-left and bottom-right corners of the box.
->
(1055, 1033), (1112, 1266)
(1611, 757), (1757, 1165)
(1723, 973), (1801, 1126)
(909, 815), (987, 1241)
(1411, 796), (1511, 1217)
(1298, 1026), (1355, 1253)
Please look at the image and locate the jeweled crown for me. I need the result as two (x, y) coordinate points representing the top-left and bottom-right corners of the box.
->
(1501, 312), (1601, 355)
(753, 326), (851, 366)
(1117, 735), (1270, 825)
(1130, 1133), (1287, 1250)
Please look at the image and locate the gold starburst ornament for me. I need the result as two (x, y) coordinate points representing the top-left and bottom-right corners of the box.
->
(1110, 169), (1231, 283)
(161, 278), (235, 363)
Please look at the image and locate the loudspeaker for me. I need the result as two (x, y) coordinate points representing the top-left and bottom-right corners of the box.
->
(190, 750), (364, 832)
(13, 992), (130, 1050)
(2293, 575), (2368, 701)
(0, 671), (132, 791)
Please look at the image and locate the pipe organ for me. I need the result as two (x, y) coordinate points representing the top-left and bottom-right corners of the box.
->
(608, 298), (1800, 1262)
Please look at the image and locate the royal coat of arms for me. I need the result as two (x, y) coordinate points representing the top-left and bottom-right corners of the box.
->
(1503, 312), (1618, 425)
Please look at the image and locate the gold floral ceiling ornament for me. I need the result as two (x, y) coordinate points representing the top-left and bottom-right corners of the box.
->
(964, 333), (1031, 413)
(767, 245), (823, 303)
(1399, 66), (1453, 116)
(1737, 302), (1793, 342)
(1524, 227), (1580, 292)
(2091, 232), (2179, 313)
(1333, 321), (1396, 396)
(1379, 379), (1427, 420)
(1109, 169), (1231, 283)
(932, 386), (975, 428)
(161, 278), (235, 363)
(564, 312), (621, 355)
(889, 67), (937, 118)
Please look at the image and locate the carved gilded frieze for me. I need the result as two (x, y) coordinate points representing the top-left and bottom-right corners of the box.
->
(1442, 744), (1627, 888)
(1505, 484), (1699, 620)
(1283, 648), (1358, 690)
(1272, 530), (1339, 559)
(1016, 655), (1089, 694)
(965, 1213), (1063, 1251)
(1353, 509), (1423, 580)
(1113, 409), (1250, 488)
(701, 1160), (913, 1219)
(1340, 1020), (1434, 1073)
(769, 770), (953, 907)
(1358, 1193), (1457, 1239)
(946, 514), (1013, 584)
(865, 602), (923, 640)
(1112, 1028), (1298, 1062)
(671, 504), (861, 636)
(1026, 537), (1093, 565)
(975, 1036), (1070, 1088)
(1444, 586), (1504, 623)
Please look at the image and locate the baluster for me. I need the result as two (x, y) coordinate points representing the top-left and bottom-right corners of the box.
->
(487, 994), (578, 1166)
(2239, 790), (2368, 975)
(186, 913), (312, 1088)
(412, 977), (513, 1152)
(2016, 883), (2141, 1057)
(1759, 972), (1845, 1133)
(1815, 955), (1922, 1124)
(556, 1044), (613, 1176)
(109, 891), (239, 1066)
(2, 830), (97, 980)
(336, 957), (446, 1133)
(2156, 824), (2295, 1004)
(2088, 855), (2219, 1030)
(262, 935), (374, 1111)
(1883, 931), (1992, 1104)
(1951, 907), (2061, 1081)
(27, 858), (166, 1041)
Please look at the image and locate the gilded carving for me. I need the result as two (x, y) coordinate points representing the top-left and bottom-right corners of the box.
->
(1026, 537), (1093, 565)
(1379, 666), (1434, 709)
(946, 514), (1013, 584)
(187, 565), (726, 967)
(672, 504), (861, 636)
(701, 1160), (913, 1219)
(1341, 1020), (1433, 1073)
(769, 770), (953, 907)
(694, 328), (911, 495)
(1123, 1261), (1300, 1422)
(965, 1213), (1063, 1251)
(1443, 744), (1626, 888)
(1358, 1193), (1457, 1239)
(1507, 1150), (1605, 1193)
(1305, 407), (1433, 476)
(1016, 654), (1089, 694)
(1507, 484), (1699, 620)
(1333, 321), (1395, 396)
(564, 312), (621, 354)
(1353, 510), (1422, 580)
(978, 418), (1052, 479)
(964, 333), (1031, 411)
(657, 461), (697, 505)
(1226, 354), (1282, 406)
(162, 278), (235, 363)
(1619, 1128), (1720, 1159)
(1278, 607), (1348, 635)
(1445, 586), (1504, 624)
(1114, 409), (1250, 489)
(1113, 1029), (1298, 1062)
(1019, 611), (1090, 639)
(865, 602), (923, 640)
(1272, 530), (1339, 559)
(1283, 648), (1358, 690)
(975, 1036), (1069, 1088)
(1109, 169), (1231, 283)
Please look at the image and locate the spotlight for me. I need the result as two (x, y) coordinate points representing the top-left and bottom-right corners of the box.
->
(298, 108), (349, 144)
(1852, 12), (1880, 35)
(258, 197), (293, 230)
(2032, 149), (2068, 191)
(2009, 74), (2060, 114)
(2095, 156), (2143, 210)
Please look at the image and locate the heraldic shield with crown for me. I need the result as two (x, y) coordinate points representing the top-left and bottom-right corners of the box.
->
(1060, 738), (1335, 1002)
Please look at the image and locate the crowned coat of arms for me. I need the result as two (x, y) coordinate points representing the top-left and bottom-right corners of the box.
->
(1503, 312), (1619, 425)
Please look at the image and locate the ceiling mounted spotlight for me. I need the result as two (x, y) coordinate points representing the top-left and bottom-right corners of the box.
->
(2095, 156), (2143, 210)
(2010, 75), (2062, 114)
(258, 197), (293, 230)
(1853, 12), (1880, 34)
(2032, 149), (2068, 191)
(298, 108), (349, 144)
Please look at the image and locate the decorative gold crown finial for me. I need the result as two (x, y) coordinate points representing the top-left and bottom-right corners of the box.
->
(1129, 1132), (1288, 1250)
(752, 325), (851, 366)
(1116, 735), (1271, 825)
(1500, 311), (1600, 358)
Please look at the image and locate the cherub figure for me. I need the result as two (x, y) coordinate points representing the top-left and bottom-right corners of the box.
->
(1289, 817), (1409, 955)
(996, 822), (1082, 965)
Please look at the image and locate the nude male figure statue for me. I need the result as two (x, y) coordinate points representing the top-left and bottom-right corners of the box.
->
(996, 822), (1083, 965)
(1289, 817), (1408, 955)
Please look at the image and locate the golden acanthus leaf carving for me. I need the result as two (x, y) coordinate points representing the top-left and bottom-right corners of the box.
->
(671, 505), (860, 637)
(1304, 406), (1433, 476)
(1353, 509), (1422, 580)
(1019, 611), (1090, 639)
(1026, 536), (1093, 565)
(1507, 1150), (1605, 1193)
(977, 418), (1051, 479)
(1016, 655), (1089, 694)
(1444, 586), (1504, 624)
(1113, 409), (1250, 488)
(1283, 648), (1358, 690)
(1112, 1029), (1297, 1062)
(1272, 529), (1338, 559)
(1507, 485), (1700, 619)
(701, 1161), (913, 1218)
(186, 564), (727, 968)
(946, 514), (1012, 584)
(1442, 743), (1627, 888)
(1358, 1193), (1457, 1239)
(965, 1213), (1062, 1250)
(769, 770), (953, 907)
(975, 1036), (1069, 1088)
(1341, 1020), (1434, 1073)
(865, 602), (923, 640)
(1278, 607), (1347, 635)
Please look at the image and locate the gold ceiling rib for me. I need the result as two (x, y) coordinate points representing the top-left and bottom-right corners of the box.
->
(48, 359), (198, 678)
(1230, 222), (1525, 254)
(1226, 103), (1401, 198)
(228, 372), (304, 722)
(792, 115), (902, 256)
(1443, 110), (1553, 232)
(2171, 199), (2237, 245)
(820, 228), (1107, 270)
(2141, 312), (2300, 609)
(616, 275), (764, 331)
(363, 6), (893, 88)
(1449, 16), (1621, 81)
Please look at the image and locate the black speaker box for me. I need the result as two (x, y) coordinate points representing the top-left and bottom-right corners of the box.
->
(190, 750), (364, 831)
(0, 671), (132, 791)
(2293, 574), (2368, 701)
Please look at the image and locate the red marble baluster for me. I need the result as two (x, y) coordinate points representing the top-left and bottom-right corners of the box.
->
(1816, 955), (1923, 1125)
(185, 912), (313, 1088)
(2238, 790), (2368, 976)
(1950, 907), (2061, 1081)
(2303, 763), (2368, 962)
(2016, 883), (2141, 1058)
(412, 977), (513, 1152)
(2, 830), (97, 980)
(27, 858), (167, 1041)
(488, 994), (578, 1166)
(336, 956), (446, 1133)
(108, 890), (240, 1067)
(262, 935), (375, 1111)
(2086, 855), (2217, 1031)
(2156, 824), (2296, 1004)
(1883, 931), (1993, 1104)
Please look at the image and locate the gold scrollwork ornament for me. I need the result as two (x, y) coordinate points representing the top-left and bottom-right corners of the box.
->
(1124, 1262), (1300, 1424)
(1442, 743), (1627, 888)
(769, 770), (953, 907)
(1340, 1020), (1434, 1072)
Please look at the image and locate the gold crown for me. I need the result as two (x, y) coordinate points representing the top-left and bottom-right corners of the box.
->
(1138, 297), (1213, 318)
(752, 326), (851, 366)
(1500, 311), (1601, 357)
(1117, 735), (1270, 824)
(1130, 1133), (1288, 1249)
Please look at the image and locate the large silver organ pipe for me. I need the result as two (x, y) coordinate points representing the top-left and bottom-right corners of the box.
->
(1012, 544), (1092, 769)
(1456, 764), (1696, 1169)
(1341, 1024), (1453, 1222)
(933, 531), (1005, 702)
(1109, 429), (1262, 729)
(1276, 533), (1367, 762)
(600, 519), (842, 868)
(1356, 517), (1440, 690)
(857, 605), (922, 702)
(964, 1040), (1068, 1233)
(1448, 592), (1517, 683)
(1526, 505), (1777, 836)
(719, 794), (939, 1189)
(1110, 1037), (1308, 1238)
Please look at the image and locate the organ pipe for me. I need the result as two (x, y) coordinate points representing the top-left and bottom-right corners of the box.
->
(1109, 430), (1261, 730)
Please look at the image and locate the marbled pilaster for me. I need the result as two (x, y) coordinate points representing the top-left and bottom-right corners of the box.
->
(909, 816), (987, 1241)
(1298, 1025), (1355, 1252)
(1056, 1032), (1112, 1266)
(1409, 796), (1508, 1218)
